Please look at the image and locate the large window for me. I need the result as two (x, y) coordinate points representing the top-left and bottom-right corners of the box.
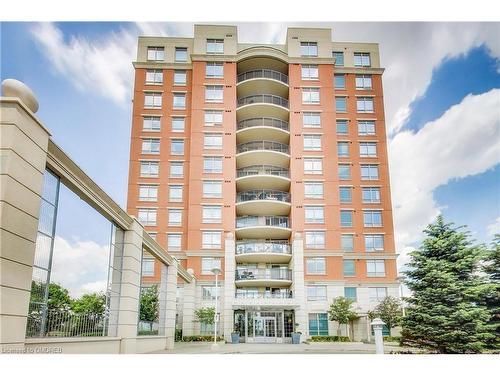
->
(357, 97), (374, 113)
(144, 92), (162, 108)
(309, 313), (328, 336)
(174, 70), (187, 85)
(202, 231), (222, 249)
(167, 234), (182, 251)
(362, 187), (381, 203)
(303, 112), (321, 128)
(206, 39), (224, 54)
(304, 158), (323, 175)
(369, 287), (387, 302)
(340, 210), (353, 227)
(344, 287), (357, 301)
(307, 285), (327, 301)
(302, 87), (320, 104)
(203, 180), (222, 198)
(304, 182), (324, 199)
(202, 285), (221, 300)
(203, 156), (223, 173)
(204, 133), (223, 150)
(142, 138), (160, 154)
(300, 41), (318, 57)
(202, 205), (222, 223)
(358, 120), (375, 135)
(141, 255), (155, 276)
(356, 75), (372, 89)
(169, 185), (183, 202)
(334, 74), (346, 89)
(336, 119), (348, 135)
(140, 161), (159, 178)
(365, 234), (384, 252)
(335, 96), (347, 112)
(139, 185), (158, 202)
(138, 208), (157, 226)
(361, 164), (379, 180)
(169, 161), (183, 178)
(143, 116), (161, 132)
(354, 52), (371, 67)
(304, 134), (322, 151)
(175, 47), (188, 62)
(337, 141), (349, 157)
(341, 234), (354, 252)
(305, 231), (325, 249)
(146, 69), (163, 84)
(307, 258), (326, 274)
(171, 117), (185, 132)
(364, 210), (383, 227)
(206, 62), (224, 78)
(305, 206), (324, 224)
(173, 93), (186, 109)
(205, 85), (224, 103)
(343, 259), (355, 277)
(338, 164), (351, 180)
(301, 64), (319, 80)
(339, 186), (352, 203)
(168, 209), (183, 226)
(332, 51), (344, 66)
(359, 142), (377, 157)
(147, 46), (164, 61)
(170, 139), (184, 155)
(204, 110), (223, 126)
(367, 260), (386, 277)
(201, 257), (222, 275)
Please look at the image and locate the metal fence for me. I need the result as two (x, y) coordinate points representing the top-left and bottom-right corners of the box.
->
(236, 189), (291, 203)
(237, 69), (289, 84)
(236, 240), (291, 255)
(236, 165), (289, 178)
(235, 290), (293, 299)
(236, 140), (289, 154)
(236, 215), (289, 228)
(235, 268), (292, 281)
(237, 117), (289, 131)
(237, 94), (289, 108)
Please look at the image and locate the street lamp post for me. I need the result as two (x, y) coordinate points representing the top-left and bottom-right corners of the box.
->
(211, 267), (221, 349)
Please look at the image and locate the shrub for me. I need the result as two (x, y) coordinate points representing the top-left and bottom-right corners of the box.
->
(383, 336), (402, 343)
(175, 328), (183, 342)
(138, 330), (158, 336)
(308, 335), (350, 342)
(182, 335), (224, 342)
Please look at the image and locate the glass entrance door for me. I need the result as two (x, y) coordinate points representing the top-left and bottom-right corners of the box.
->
(254, 317), (276, 342)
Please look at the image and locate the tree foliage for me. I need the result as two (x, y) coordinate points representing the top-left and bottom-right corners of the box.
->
(328, 297), (358, 336)
(47, 283), (72, 311)
(71, 292), (106, 315)
(482, 234), (500, 349)
(368, 296), (403, 335)
(194, 307), (215, 325)
(139, 285), (159, 323)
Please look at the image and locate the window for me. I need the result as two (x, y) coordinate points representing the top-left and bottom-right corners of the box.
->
(358, 120), (375, 135)
(364, 210), (383, 227)
(138, 208), (157, 226)
(338, 164), (351, 180)
(142, 256), (155, 276)
(309, 313), (328, 336)
(302, 87), (320, 104)
(201, 257), (222, 275)
(169, 185), (183, 202)
(203, 180), (222, 198)
(304, 182), (324, 199)
(361, 164), (379, 180)
(304, 158), (323, 175)
(140, 161), (159, 178)
(173, 93), (186, 109)
(336, 119), (348, 135)
(144, 92), (162, 108)
(344, 287), (357, 301)
(365, 234), (384, 252)
(175, 47), (188, 62)
(337, 141), (349, 157)
(357, 97), (374, 113)
(146, 69), (163, 84)
(356, 75), (372, 89)
(339, 187), (352, 203)
(305, 231), (325, 249)
(203, 156), (223, 173)
(204, 133), (223, 150)
(142, 138), (160, 154)
(202, 285), (221, 300)
(367, 260), (386, 277)
(168, 209), (182, 226)
(170, 139), (184, 155)
(143, 116), (161, 131)
(174, 70), (187, 85)
(205, 85), (223, 103)
(301, 64), (319, 80)
(332, 51), (344, 66)
(335, 96), (347, 112)
(354, 52), (371, 67)
(306, 258), (326, 274)
(360, 142), (377, 157)
(170, 161), (183, 178)
(303, 112), (321, 128)
(139, 185), (158, 202)
(206, 62), (224, 78)
(341, 234), (354, 252)
(167, 234), (182, 251)
(171, 117), (185, 132)
(147, 46), (164, 61)
(202, 205), (222, 223)
(202, 231), (222, 249)
(305, 206), (324, 224)
(343, 259), (355, 276)
(340, 210), (353, 227)
(204, 110), (223, 126)
(334, 74), (345, 89)
(362, 187), (381, 203)
(307, 285), (327, 301)
(206, 39), (224, 54)
(369, 287), (387, 301)
(300, 42), (318, 57)
(304, 135), (322, 151)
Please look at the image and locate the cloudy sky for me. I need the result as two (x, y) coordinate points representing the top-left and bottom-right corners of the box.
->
(1, 22), (499, 296)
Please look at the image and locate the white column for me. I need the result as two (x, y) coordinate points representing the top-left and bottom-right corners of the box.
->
(181, 269), (196, 336)
(223, 232), (235, 342)
(157, 263), (168, 336)
(164, 259), (178, 349)
(292, 232), (307, 342)
(371, 318), (385, 354)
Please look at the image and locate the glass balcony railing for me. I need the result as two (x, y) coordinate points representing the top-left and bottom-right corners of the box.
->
(237, 95), (289, 109)
(237, 117), (289, 131)
(236, 215), (289, 228)
(236, 268), (292, 281)
(236, 240), (291, 255)
(235, 290), (293, 299)
(236, 165), (289, 178)
(236, 140), (289, 154)
(237, 69), (289, 85)
(236, 189), (291, 203)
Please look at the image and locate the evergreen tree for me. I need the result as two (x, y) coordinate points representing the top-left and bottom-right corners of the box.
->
(401, 216), (495, 353)
(483, 234), (500, 349)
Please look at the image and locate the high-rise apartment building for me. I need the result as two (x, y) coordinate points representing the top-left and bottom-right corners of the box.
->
(127, 24), (398, 343)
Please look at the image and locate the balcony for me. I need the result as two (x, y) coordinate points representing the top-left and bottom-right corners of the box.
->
(236, 189), (291, 215)
(236, 165), (290, 191)
(235, 290), (293, 299)
(236, 95), (289, 121)
(236, 117), (289, 144)
(235, 215), (291, 239)
(236, 69), (289, 98)
(236, 141), (290, 168)
(235, 240), (292, 263)
(235, 268), (293, 287)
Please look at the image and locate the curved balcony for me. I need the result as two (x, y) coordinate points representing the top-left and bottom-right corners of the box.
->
(235, 290), (293, 299)
(236, 141), (290, 169)
(236, 165), (290, 191)
(236, 189), (291, 216)
(235, 268), (293, 287)
(236, 95), (289, 121)
(235, 215), (291, 239)
(235, 240), (292, 263)
(236, 69), (289, 98)
(236, 117), (289, 143)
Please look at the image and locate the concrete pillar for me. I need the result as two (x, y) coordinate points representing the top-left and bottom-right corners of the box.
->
(164, 259), (178, 349)
(0, 80), (49, 351)
(292, 232), (307, 342)
(157, 262), (168, 336)
(181, 269), (196, 336)
(223, 232), (235, 342)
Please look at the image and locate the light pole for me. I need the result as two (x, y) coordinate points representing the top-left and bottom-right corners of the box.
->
(211, 267), (221, 349)
(397, 276), (406, 317)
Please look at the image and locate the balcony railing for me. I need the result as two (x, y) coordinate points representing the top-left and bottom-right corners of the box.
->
(237, 95), (289, 109)
(236, 189), (291, 204)
(236, 140), (289, 154)
(236, 240), (291, 255)
(237, 165), (289, 178)
(236, 215), (289, 228)
(235, 290), (293, 299)
(235, 268), (292, 281)
(237, 117), (289, 131)
(237, 69), (289, 84)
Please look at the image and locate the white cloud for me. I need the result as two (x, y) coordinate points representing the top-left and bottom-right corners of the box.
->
(487, 217), (500, 237)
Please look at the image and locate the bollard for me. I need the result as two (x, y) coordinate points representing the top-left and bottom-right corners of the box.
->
(370, 318), (385, 354)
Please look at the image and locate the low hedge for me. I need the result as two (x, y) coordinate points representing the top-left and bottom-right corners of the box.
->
(182, 335), (225, 342)
(308, 335), (350, 342)
(383, 336), (401, 343)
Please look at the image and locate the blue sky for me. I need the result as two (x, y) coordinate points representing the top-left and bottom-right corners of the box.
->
(1, 22), (499, 293)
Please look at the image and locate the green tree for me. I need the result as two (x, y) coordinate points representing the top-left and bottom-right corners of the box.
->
(71, 292), (106, 315)
(139, 285), (159, 325)
(368, 296), (403, 336)
(194, 307), (215, 325)
(47, 283), (72, 311)
(328, 296), (358, 337)
(401, 215), (495, 353)
(483, 234), (500, 349)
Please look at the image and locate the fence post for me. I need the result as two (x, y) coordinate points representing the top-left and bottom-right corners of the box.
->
(0, 80), (50, 352)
